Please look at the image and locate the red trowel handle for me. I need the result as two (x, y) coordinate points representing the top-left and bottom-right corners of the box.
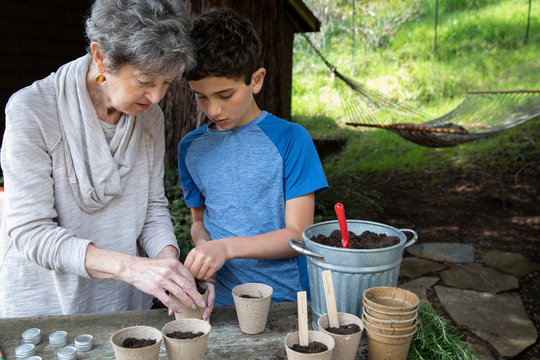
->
(334, 203), (350, 248)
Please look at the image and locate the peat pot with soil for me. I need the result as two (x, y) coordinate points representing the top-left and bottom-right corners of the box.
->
(231, 283), (273, 334)
(170, 281), (209, 320)
(161, 319), (211, 360)
(284, 291), (335, 359)
(317, 270), (364, 360)
(289, 218), (417, 328)
(110, 325), (162, 360)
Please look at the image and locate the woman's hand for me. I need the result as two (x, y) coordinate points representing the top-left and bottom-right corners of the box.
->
(184, 239), (228, 280)
(125, 256), (206, 314)
(85, 244), (205, 314)
(202, 280), (216, 321)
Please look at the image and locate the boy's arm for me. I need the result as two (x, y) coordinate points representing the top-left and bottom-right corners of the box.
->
(190, 206), (211, 247)
(184, 193), (315, 280)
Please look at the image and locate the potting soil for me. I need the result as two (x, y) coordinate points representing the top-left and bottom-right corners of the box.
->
(239, 294), (261, 299)
(325, 323), (361, 335)
(310, 230), (399, 249)
(196, 283), (206, 294)
(167, 331), (204, 339)
(122, 337), (156, 348)
(290, 341), (328, 353)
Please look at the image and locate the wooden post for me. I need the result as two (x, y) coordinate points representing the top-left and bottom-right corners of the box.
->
(434, 0), (439, 53)
(524, 0), (532, 44)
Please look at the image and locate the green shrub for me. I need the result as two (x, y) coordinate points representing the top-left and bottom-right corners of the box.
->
(164, 166), (193, 262)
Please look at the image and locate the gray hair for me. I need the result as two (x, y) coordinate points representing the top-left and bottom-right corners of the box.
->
(85, 0), (195, 79)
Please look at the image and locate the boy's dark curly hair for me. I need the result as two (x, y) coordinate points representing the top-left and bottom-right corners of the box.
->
(184, 8), (262, 85)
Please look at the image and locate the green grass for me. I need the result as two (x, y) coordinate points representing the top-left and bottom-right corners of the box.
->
(292, 0), (540, 179)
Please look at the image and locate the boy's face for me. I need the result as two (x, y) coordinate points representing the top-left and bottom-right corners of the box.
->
(189, 68), (265, 130)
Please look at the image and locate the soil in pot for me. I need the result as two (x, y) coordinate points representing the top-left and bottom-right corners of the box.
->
(325, 323), (361, 335)
(122, 338), (156, 348)
(196, 283), (207, 295)
(240, 294), (262, 299)
(166, 331), (204, 339)
(290, 341), (328, 353)
(311, 230), (399, 249)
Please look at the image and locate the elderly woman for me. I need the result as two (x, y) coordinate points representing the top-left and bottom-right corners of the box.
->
(0, 0), (214, 319)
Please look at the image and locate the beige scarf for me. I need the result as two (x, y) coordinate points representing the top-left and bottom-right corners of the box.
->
(54, 55), (141, 213)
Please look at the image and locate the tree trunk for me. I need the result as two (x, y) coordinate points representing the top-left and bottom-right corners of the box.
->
(160, 0), (286, 168)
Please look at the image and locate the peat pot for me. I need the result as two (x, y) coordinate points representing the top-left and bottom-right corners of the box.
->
(289, 220), (417, 329)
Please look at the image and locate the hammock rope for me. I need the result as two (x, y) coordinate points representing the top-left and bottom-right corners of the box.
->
(300, 33), (540, 148)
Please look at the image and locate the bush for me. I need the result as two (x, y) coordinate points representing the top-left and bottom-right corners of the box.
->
(164, 166), (193, 262)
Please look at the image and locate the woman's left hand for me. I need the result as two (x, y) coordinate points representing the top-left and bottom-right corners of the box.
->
(201, 280), (215, 321)
(158, 246), (215, 320)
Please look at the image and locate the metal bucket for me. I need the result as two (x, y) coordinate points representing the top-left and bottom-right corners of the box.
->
(289, 220), (417, 329)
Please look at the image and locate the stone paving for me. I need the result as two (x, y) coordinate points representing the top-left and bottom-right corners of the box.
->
(399, 243), (539, 359)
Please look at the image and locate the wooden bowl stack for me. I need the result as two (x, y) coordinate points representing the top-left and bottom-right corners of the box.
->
(362, 287), (419, 360)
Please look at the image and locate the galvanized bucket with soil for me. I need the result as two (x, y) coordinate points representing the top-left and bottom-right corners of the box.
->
(289, 220), (417, 328)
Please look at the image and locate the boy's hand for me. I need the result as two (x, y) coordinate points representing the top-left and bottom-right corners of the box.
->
(184, 239), (228, 280)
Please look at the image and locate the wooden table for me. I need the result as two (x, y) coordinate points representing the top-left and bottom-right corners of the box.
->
(0, 302), (368, 359)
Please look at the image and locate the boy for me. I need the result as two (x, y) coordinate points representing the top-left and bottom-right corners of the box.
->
(178, 8), (328, 305)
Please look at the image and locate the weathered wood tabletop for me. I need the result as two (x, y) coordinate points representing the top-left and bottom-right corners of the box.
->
(0, 302), (368, 359)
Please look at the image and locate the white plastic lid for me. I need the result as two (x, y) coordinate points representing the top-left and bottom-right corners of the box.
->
(57, 345), (77, 360)
(15, 343), (36, 357)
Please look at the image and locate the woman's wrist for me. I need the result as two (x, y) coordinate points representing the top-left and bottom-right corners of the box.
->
(85, 244), (130, 281)
(156, 245), (179, 259)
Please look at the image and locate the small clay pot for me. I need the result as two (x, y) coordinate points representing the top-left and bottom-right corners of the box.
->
(110, 325), (162, 360)
(171, 282), (209, 320)
(363, 302), (418, 320)
(232, 283), (273, 334)
(364, 326), (416, 360)
(362, 309), (417, 328)
(363, 287), (419, 312)
(363, 313), (417, 336)
(317, 312), (363, 360)
(284, 330), (335, 360)
(161, 319), (211, 360)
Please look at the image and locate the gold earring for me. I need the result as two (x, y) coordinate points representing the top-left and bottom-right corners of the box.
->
(96, 74), (106, 85)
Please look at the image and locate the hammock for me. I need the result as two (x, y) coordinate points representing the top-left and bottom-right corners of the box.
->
(302, 34), (540, 148)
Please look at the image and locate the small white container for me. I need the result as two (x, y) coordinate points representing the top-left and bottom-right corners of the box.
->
(49, 330), (68, 348)
(15, 343), (36, 359)
(22, 328), (42, 345)
(74, 334), (94, 352)
(57, 345), (77, 360)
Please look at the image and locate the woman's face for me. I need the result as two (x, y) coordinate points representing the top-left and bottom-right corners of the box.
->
(104, 65), (173, 115)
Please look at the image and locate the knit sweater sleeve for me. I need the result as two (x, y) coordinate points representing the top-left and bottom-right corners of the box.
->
(2, 79), (92, 278)
(136, 107), (179, 258)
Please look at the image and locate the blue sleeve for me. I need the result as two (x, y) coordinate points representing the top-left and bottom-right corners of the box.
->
(178, 132), (205, 208)
(259, 117), (328, 200)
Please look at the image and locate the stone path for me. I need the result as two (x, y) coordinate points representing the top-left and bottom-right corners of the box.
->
(399, 242), (539, 359)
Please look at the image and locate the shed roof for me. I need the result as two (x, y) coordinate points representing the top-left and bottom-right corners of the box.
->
(285, 0), (320, 32)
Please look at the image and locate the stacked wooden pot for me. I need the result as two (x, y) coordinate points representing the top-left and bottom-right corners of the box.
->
(362, 287), (419, 360)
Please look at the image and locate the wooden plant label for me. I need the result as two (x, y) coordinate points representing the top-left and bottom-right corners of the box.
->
(297, 291), (309, 346)
(322, 270), (340, 328)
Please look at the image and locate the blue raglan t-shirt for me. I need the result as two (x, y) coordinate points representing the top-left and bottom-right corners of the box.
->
(178, 111), (328, 305)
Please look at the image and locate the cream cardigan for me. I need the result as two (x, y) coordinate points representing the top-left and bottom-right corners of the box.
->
(0, 55), (178, 317)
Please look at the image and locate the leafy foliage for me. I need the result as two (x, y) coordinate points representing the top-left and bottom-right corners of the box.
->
(297, 0), (421, 54)
(409, 303), (478, 360)
(164, 165), (193, 263)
